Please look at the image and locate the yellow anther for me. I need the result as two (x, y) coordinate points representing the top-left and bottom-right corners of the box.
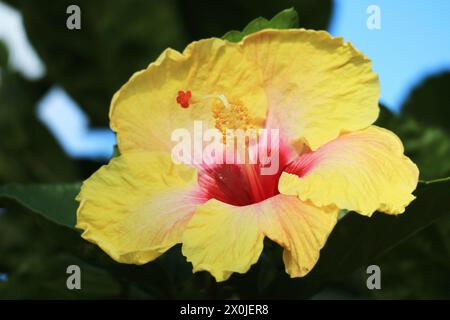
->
(212, 98), (252, 134)
(186, 92), (256, 138)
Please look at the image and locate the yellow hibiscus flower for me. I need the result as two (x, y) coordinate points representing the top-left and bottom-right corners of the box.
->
(76, 29), (419, 282)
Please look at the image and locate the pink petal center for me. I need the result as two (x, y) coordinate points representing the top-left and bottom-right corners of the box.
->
(197, 139), (293, 206)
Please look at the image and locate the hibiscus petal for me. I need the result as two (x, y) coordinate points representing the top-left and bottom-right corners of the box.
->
(182, 194), (338, 281)
(258, 195), (338, 277)
(110, 38), (268, 154)
(242, 29), (380, 151)
(279, 126), (419, 216)
(76, 152), (205, 264)
(181, 199), (264, 282)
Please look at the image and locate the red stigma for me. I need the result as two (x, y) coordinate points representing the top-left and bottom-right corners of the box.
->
(176, 90), (192, 108)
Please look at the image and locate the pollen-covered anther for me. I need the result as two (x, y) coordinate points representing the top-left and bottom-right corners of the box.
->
(212, 98), (252, 133)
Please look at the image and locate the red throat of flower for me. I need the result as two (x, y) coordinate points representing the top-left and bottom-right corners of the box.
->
(197, 139), (294, 206)
(176, 90), (192, 108)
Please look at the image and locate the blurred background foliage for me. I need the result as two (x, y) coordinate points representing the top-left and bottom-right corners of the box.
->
(0, 0), (449, 299)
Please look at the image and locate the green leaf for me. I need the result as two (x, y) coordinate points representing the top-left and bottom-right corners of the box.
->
(402, 72), (450, 134)
(223, 8), (299, 42)
(0, 253), (123, 299)
(180, 0), (331, 40)
(0, 183), (80, 228)
(371, 213), (450, 299)
(112, 144), (121, 158)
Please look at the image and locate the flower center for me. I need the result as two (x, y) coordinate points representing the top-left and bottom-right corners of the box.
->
(176, 90), (292, 206)
(199, 163), (283, 206)
(197, 139), (292, 206)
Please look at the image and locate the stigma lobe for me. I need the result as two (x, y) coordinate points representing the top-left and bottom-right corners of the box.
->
(176, 90), (192, 108)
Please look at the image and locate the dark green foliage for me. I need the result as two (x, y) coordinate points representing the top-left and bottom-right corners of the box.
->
(0, 68), (81, 183)
(403, 72), (450, 135)
(0, 183), (80, 228)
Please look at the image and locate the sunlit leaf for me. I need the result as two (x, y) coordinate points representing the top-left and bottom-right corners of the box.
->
(0, 183), (80, 228)
(223, 8), (298, 42)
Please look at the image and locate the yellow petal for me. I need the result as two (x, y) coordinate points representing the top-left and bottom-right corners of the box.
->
(242, 29), (380, 150)
(258, 195), (338, 277)
(110, 38), (268, 154)
(279, 126), (419, 216)
(181, 199), (264, 282)
(76, 152), (204, 264)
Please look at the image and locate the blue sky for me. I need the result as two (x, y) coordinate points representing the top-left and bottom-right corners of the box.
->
(0, 0), (449, 160)
(330, 0), (450, 110)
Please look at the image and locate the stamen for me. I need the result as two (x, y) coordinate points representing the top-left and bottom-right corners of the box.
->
(195, 94), (230, 109)
(175, 90), (253, 135)
(210, 94), (229, 109)
(212, 99), (253, 137)
(176, 90), (232, 110)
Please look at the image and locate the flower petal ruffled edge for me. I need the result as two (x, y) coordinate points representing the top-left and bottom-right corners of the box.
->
(181, 198), (264, 282)
(241, 28), (380, 151)
(279, 126), (419, 216)
(181, 194), (338, 281)
(76, 152), (205, 265)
